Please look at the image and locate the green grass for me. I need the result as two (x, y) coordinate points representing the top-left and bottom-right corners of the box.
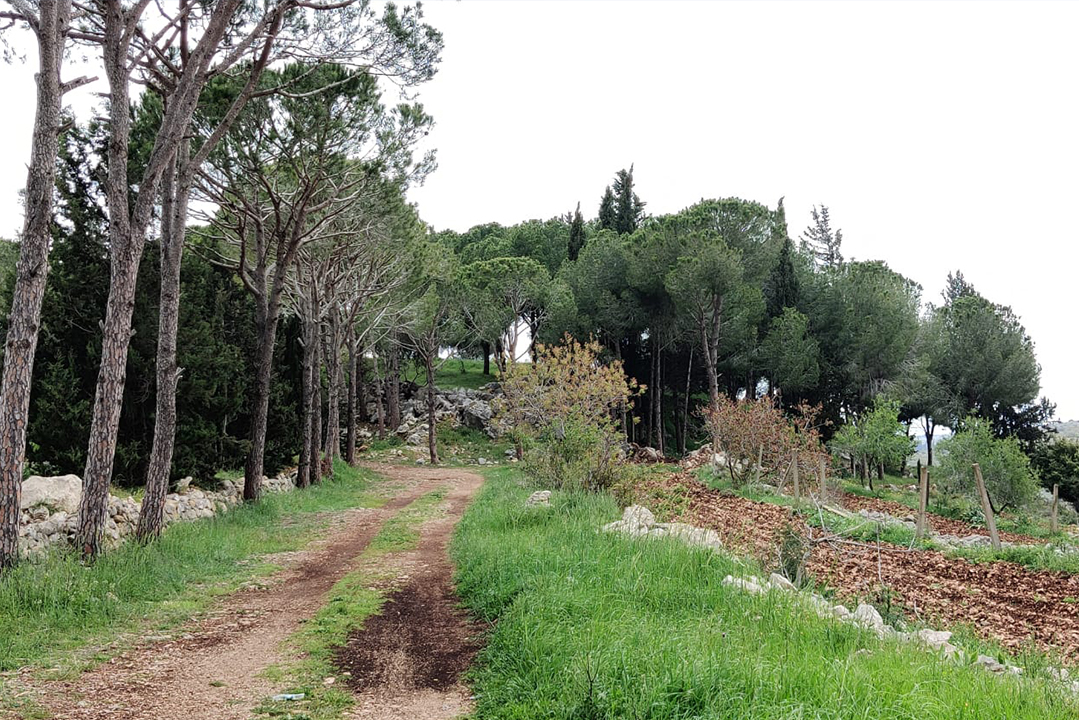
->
(0, 460), (383, 674)
(408, 357), (495, 391)
(366, 488), (448, 555)
(452, 467), (1078, 719)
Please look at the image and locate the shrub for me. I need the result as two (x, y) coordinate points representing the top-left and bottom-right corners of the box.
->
(1030, 438), (1079, 507)
(494, 337), (641, 491)
(829, 398), (914, 482)
(701, 396), (826, 488)
(937, 416), (1038, 513)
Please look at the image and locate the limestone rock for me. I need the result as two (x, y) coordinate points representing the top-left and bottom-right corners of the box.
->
(768, 573), (797, 592)
(20, 474), (82, 513)
(525, 490), (552, 507)
(852, 603), (886, 635)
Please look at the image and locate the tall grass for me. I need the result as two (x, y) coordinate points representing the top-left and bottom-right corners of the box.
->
(0, 461), (381, 671)
(452, 467), (1077, 719)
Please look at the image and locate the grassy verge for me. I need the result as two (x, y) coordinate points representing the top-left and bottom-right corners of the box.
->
(452, 467), (1077, 719)
(0, 460), (383, 675)
(254, 487), (450, 720)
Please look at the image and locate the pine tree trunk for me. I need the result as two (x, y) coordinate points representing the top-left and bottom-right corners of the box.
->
(0, 0), (70, 568)
(426, 352), (438, 464)
(654, 340), (664, 455)
(680, 347), (693, 455)
(374, 354), (385, 441)
(322, 312), (341, 467)
(243, 297), (279, 501)
(313, 332), (324, 480)
(137, 149), (191, 542)
(298, 310), (317, 489)
(387, 342), (400, 431)
(345, 331), (357, 464)
(703, 332), (720, 412)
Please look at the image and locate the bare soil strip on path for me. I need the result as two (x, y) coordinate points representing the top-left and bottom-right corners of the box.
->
(24, 464), (483, 720)
(337, 464), (484, 720)
(642, 472), (1079, 660)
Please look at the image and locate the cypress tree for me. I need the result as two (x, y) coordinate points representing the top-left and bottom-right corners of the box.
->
(598, 186), (616, 230)
(765, 236), (800, 318)
(613, 165), (645, 234)
(567, 202), (585, 261)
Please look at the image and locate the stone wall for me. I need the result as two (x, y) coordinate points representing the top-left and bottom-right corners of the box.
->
(17, 470), (297, 558)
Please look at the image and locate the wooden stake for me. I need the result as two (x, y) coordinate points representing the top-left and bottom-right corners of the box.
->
(792, 451), (800, 500)
(972, 463), (1001, 551)
(753, 444), (763, 485)
(1051, 483), (1060, 534)
(915, 465), (929, 540)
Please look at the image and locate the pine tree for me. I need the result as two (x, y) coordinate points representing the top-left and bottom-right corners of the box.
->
(800, 205), (843, 268)
(567, 202), (585, 261)
(613, 165), (645, 234)
(764, 236), (800, 318)
(598, 186), (616, 230)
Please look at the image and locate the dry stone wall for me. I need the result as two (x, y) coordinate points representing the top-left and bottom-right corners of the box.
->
(18, 470), (297, 558)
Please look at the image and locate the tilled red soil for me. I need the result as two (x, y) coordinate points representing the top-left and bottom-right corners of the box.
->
(642, 472), (1079, 660)
(839, 492), (1043, 545)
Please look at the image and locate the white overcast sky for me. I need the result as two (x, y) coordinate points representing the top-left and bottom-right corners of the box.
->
(1, 1), (1077, 418)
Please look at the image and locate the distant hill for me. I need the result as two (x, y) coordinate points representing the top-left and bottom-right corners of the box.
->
(1051, 420), (1079, 441)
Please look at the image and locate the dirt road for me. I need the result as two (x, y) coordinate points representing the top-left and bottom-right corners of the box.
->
(30, 464), (483, 720)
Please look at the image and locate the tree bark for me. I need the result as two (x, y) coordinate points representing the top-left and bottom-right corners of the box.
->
(137, 147), (191, 541)
(313, 328), (325, 480)
(426, 352), (438, 464)
(387, 341), (400, 430)
(345, 327), (358, 464)
(374, 353), (385, 440)
(75, 22), (140, 556)
(922, 417), (936, 467)
(680, 347), (693, 455)
(481, 340), (490, 376)
(77, 0), (249, 558)
(243, 296), (280, 500)
(298, 304), (317, 489)
(0, 0), (71, 569)
(322, 311), (342, 468)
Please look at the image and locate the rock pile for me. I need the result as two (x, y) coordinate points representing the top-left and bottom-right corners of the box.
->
(18, 470), (297, 558)
(391, 387), (498, 446)
(602, 504), (724, 552)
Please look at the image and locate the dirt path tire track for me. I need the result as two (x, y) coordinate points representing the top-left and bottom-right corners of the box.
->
(336, 466), (484, 720)
(33, 466), (479, 720)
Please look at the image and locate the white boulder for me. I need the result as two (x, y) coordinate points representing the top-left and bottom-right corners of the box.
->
(21, 474), (82, 513)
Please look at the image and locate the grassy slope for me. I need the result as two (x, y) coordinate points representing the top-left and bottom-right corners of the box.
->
(0, 461), (382, 673)
(453, 467), (1077, 719)
(408, 357), (494, 391)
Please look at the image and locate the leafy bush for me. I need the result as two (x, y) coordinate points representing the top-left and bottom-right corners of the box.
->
(1030, 438), (1079, 506)
(937, 416), (1038, 512)
(830, 398), (914, 480)
(495, 337), (640, 491)
(701, 396), (825, 488)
